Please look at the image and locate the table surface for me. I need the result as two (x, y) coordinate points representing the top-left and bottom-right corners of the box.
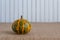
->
(0, 22), (60, 40)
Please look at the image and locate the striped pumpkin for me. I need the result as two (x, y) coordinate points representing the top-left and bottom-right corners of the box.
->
(12, 16), (31, 34)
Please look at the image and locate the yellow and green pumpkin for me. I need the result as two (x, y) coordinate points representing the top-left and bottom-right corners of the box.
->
(12, 16), (31, 34)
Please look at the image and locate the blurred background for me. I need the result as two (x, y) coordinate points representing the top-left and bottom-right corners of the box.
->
(0, 0), (60, 23)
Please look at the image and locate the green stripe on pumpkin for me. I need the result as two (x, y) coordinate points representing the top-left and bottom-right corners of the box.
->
(19, 20), (23, 34)
(12, 23), (18, 33)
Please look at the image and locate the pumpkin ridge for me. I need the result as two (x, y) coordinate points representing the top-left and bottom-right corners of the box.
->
(22, 23), (24, 34)
(16, 20), (20, 33)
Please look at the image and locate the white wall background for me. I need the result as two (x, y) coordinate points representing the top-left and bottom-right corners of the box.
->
(0, 0), (60, 22)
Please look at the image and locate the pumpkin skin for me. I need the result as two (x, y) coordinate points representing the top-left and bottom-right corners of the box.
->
(12, 16), (31, 34)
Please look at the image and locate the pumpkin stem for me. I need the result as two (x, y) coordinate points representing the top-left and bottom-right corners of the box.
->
(21, 15), (23, 19)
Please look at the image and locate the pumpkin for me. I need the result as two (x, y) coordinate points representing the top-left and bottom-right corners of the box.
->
(12, 16), (31, 34)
